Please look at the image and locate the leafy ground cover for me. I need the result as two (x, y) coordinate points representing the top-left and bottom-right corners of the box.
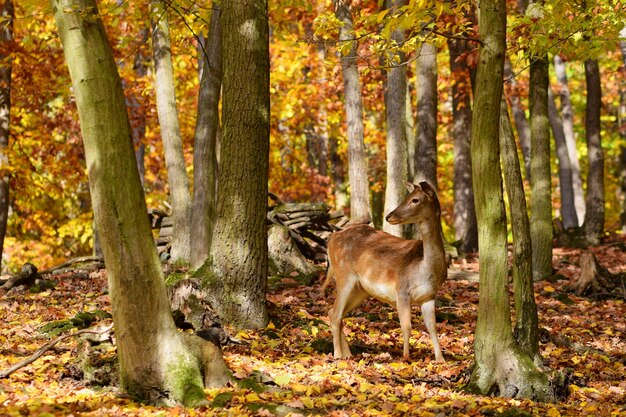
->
(1, 240), (625, 416)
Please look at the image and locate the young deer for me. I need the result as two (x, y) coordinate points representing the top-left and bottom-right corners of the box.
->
(323, 181), (446, 361)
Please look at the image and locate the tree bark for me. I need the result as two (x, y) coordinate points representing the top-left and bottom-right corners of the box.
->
(52, 0), (229, 405)
(554, 55), (585, 223)
(582, 58), (604, 244)
(0, 0), (12, 265)
(449, 37), (478, 254)
(414, 41), (438, 188)
(499, 97), (540, 361)
(504, 57), (531, 181)
(190, 3), (222, 270)
(150, 0), (192, 263)
(382, 0), (407, 237)
(128, 27), (149, 186)
(528, 44), (552, 281)
(548, 87), (578, 229)
(335, 0), (371, 222)
(619, 30), (626, 232)
(198, 0), (270, 329)
(469, 0), (553, 400)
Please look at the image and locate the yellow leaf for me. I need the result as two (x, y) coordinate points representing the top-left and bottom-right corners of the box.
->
(302, 397), (315, 409)
(274, 373), (292, 387)
(547, 407), (561, 417)
(543, 285), (555, 293)
(245, 393), (260, 402)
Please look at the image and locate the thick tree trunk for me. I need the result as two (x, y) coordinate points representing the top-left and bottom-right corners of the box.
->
(414, 41), (438, 188)
(382, 0), (407, 237)
(548, 87), (578, 229)
(469, 0), (553, 400)
(504, 57), (531, 180)
(529, 50), (553, 281)
(0, 0), (12, 265)
(499, 97), (540, 361)
(582, 58), (605, 244)
(190, 4), (222, 270)
(52, 0), (229, 405)
(554, 55), (585, 223)
(151, 0), (192, 263)
(335, 1), (371, 222)
(449, 37), (478, 254)
(199, 0), (270, 329)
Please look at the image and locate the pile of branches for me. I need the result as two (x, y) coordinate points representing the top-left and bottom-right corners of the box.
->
(267, 200), (344, 263)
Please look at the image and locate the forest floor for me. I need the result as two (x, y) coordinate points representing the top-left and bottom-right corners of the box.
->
(1, 237), (625, 416)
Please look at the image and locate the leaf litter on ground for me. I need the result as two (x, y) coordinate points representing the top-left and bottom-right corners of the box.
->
(1, 239), (625, 416)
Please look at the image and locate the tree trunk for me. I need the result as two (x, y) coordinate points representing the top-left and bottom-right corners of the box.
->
(0, 0), (12, 265)
(504, 57), (531, 181)
(335, 0), (371, 223)
(414, 41), (438, 188)
(469, 0), (553, 400)
(582, 58), (605, 244)
(529, 48), (553, 281)
(128, 27), (149, 186)
(198, 0), (270, 329)
(150, 0), (192, 263)
(554, 55), (585, 223)
(620, 31), (626, 232)
(499, 97), (540, 361)
(52, 0), (229, 405)
(190, 4), (222, 270)
(548, 87), (578, 229)
(382, 0), (407, 237)
(330, 135), (348, 212)
(449, 37), (478, 254)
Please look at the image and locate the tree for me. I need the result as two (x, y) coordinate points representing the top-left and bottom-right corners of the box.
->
(414, 41), (438, 188)
(382, 0), (408, 237)
(0, 0), (12, 265)
(150, 0), (192, 263)
(504, 58), (531, 180)
(52, 0), (229, 405)
(548, 87), (578, 229)
(527, 0), (553, 281)
(197, 0), (270, 329)
(449, 36), (478, 253)
(553, 55), (585, 223)
(334, 0), (371, 222)
(582, 58), (604, 243)
(499, 97), (540, 360)
(469, 0), (553, 399)
(190, 3), (222, 270)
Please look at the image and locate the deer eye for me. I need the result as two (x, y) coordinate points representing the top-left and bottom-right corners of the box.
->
(411, 198), (420, 204)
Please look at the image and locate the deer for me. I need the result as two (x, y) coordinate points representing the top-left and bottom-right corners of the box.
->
(323, 181), (447, 362)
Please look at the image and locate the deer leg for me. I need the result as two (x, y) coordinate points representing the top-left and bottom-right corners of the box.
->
(397, 296), (412, 360)
(329, 277), (366, 358)
(421, 299), (444, 362)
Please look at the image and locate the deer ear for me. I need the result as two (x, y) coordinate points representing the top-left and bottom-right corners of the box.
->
(402, 180), (416, 193)
(419, 181), (436, 199)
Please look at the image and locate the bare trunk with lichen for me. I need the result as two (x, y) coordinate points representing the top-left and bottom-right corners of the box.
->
(52, 0), (230, 406)
(0, 0), (12, 265)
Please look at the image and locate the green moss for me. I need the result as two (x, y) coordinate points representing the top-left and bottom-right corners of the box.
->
(166, 355), (207, 407)
(210, 392), (232, 408)
(38, 320), (74, 337)
(29, 279), (56, 293)
(165, 272), (187, 287)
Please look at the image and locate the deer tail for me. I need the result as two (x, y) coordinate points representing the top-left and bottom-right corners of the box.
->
(321, 260), (334, 292)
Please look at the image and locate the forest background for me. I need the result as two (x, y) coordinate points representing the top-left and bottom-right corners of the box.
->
(1, 0), (625, 272)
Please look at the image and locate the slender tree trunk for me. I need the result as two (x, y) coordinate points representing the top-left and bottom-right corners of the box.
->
(190, 3), (222, 270)
(469, 0), (552, 400)
(499, 97), (540, 361)
(554, 55), (585, 223)
(619, 30), (626, 232)
(548, 87), (578, 229)
(335, 0), (371, 222)
(0, 0), (12, 265)
(330, 135), (348, 212)
(449, 37), (478, 253)
(406, 88), (416, 181)
(52, 0), (229, 405)
(582, 58), (605, 244)
(150, 0), (192, 262)
(528, 14), (552, 281)
(382, 0), (407, 237)
(199, 0), (270, 329)
(414, 41), (438, 188)
(131, 28), (149, 186)
(504, 57), (531, 180)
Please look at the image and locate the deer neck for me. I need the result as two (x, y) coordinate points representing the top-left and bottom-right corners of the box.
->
(416, 219), (445, 264)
